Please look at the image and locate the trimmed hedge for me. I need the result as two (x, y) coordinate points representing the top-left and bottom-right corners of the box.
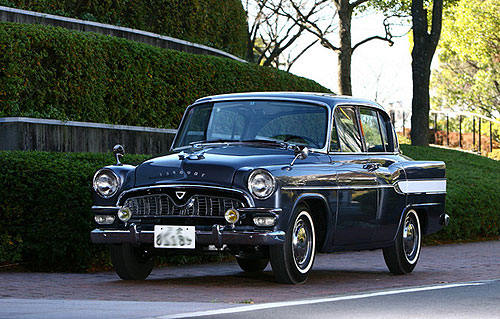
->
(400, 144), (500, 242)
(0, 22), (329, 128)
(0, 0), (248, 57)
(0, 151), (150, 271)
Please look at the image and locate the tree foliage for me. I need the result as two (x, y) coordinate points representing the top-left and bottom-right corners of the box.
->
(432, 0), (500, 116)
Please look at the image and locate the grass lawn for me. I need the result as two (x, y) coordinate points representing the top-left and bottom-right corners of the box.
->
(401, 144), (500, 242)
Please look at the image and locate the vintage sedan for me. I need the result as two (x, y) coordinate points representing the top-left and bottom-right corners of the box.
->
(91, 92), (448, 284)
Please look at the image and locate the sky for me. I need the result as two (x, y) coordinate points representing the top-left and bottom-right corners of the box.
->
(287, 10), (414, 112)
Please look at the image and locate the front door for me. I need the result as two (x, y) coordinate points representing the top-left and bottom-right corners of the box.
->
(335, 156), (378, 245)
(330, 106), (378, 246)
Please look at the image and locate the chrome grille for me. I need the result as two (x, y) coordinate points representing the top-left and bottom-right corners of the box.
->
(124, 194), (244, 217)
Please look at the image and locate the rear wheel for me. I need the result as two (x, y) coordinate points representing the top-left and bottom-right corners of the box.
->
(110, 244), (155, 280)
(383, 209), (422, 275)
(270, 204), (316, 284)
(236, 257), (269, 272)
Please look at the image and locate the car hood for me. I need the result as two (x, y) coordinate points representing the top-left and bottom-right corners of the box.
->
(134, 144), (326, 188)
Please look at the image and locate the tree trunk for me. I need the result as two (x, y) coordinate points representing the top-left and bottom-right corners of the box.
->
(338, 1), (352, 96)
(410, 46), (432, 146)
(246, 32), (255, 63)
(410, 0), (443, 146)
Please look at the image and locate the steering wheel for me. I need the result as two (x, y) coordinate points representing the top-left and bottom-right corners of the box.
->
(278, 134), (320, 148)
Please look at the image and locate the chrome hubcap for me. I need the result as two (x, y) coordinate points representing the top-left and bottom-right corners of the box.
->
(292, 213), (313, 270)
(403, 212), (420, 263)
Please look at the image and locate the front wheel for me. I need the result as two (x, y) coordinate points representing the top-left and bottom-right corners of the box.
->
(269, 205), (316, 284)
(110, 244), (155, 280)
(383, 209), (422, 275)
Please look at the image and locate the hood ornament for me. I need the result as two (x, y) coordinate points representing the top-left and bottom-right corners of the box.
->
(175, 191), (186, 200)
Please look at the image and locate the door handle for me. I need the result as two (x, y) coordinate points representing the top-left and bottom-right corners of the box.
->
(363, 163), (381, 171)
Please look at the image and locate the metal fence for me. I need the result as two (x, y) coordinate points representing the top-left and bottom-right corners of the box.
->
(387, 108), (500, 153)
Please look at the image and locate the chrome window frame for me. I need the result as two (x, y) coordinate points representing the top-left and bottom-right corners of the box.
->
(170, 97), (333, 154)
(328, 102), (401, 156)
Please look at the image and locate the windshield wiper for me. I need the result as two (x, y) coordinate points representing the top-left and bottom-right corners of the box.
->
(189, 139), (289, 149)
(240, 139), (289, 148)
(189, 139), (234, 146)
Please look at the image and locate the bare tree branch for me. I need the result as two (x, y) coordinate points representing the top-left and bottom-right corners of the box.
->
(352, 36), (394, 52)
(349, 0), (370, 10)
(286, 40), (319, 71)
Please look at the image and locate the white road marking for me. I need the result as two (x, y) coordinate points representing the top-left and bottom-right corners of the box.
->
(151, 282), (484, 319)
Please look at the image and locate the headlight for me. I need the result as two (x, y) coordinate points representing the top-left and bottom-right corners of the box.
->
(248, 169), (276, 199)
(93, 169), (121, 198)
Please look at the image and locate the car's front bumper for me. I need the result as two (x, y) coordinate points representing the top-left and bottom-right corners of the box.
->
(91, 224), (286, 247)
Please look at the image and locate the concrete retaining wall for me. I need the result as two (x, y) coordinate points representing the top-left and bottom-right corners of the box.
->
(0, 6), (246, 62)
(0, 117), (177, 155)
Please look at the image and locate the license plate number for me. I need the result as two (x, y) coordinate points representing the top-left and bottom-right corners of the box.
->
(154, 225), (195, 249)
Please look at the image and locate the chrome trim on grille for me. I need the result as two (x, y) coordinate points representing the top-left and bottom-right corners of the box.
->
(124, 194), (245, 217)
(116, 184), (254, 207)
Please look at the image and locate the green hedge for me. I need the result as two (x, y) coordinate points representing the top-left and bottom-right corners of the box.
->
(401, 144), (500, 242)
(0, 151), (151, 271)
(0, 23), (328, 128)
(0, 0), (248, 57)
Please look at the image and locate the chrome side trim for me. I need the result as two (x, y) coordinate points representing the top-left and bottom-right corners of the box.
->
(238, 208), (282, 214)
(281, 185), (394, 191)
(410, 203), (442, 207)
(282, 180), (446, 194)
(92, 206), (120, 210)
(116, 184), (254, 208)
(396, 179), (447, 194)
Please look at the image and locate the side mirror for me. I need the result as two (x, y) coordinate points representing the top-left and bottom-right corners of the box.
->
(295, 146), (309, 160)
(290, 146), (308, 167)
(113, 144), (125, 166)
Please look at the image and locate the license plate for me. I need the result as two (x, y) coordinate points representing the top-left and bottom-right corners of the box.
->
(154, 225), (195, 249)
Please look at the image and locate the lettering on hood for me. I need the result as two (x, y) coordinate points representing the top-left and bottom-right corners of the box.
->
(148, 170), (207, 180)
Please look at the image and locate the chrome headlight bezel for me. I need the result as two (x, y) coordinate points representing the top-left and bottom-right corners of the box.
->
(93, 168), (121, 199)
(248, 169), (276, 200)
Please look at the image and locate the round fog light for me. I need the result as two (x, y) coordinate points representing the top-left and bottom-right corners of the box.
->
(253, 216), (276, 227)
(118, 207), (132, 222)
(224, 209), (240, 224)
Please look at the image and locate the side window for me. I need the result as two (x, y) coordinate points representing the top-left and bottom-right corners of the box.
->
(377, 111), (394, 152)
(330, 116), (340, 151)
(334, 107), (362, 152)
(359, 108), (384, 152)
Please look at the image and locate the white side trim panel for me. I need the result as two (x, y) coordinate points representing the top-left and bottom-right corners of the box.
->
(397, 180), (446, 194)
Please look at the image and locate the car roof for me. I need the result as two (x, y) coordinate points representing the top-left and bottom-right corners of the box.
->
(192, 92), (386, 112)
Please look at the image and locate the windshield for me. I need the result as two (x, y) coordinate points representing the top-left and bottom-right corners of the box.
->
(173, 100), (329, 149)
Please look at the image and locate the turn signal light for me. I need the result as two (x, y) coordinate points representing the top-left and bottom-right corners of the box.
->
(253, 216), (276, 227)
(94, 215), (115, 225)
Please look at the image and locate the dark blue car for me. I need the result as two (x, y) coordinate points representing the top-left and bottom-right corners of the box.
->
(91, 92), (448, 284)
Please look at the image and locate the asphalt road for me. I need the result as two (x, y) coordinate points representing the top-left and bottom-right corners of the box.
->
(1, 240), (499, 319)
(167, 279), (500, 319)
(1, 280), (499, 319)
